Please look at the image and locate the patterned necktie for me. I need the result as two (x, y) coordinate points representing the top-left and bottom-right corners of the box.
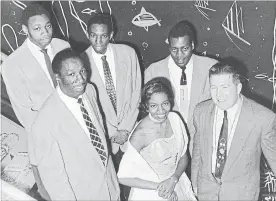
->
(180, 66), (187, 85)
(40, 49), (57, 87)
(215, 110), (228, 178)
(101, 55), (117, 113)
(78, 98), (107, 165)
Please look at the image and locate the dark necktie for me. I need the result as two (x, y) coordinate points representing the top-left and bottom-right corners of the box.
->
(215, 110), (228, 178)
(40, 49), (57, 87)
(78, 98), (107, 165)
(180, 66), (187, 85)
(101, 55), (117, 113)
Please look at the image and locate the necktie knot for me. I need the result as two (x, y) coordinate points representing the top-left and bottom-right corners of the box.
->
(40, 49), (48, 54)
(101, 55), (107, 61)
(77, 97), (83, 105)
(180, 66), (187, 85)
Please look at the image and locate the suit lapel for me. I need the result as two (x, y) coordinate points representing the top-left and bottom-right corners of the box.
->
(86, 47), (117, 125)
(55, 91), (106, 170)
(111, 44), (127, 117)
(205, 103), (216, 176)
(188, 55), (204, 126)
(222, 96), (255, 176)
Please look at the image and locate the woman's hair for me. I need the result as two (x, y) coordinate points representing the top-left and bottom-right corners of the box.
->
(139, 77), (175, 117)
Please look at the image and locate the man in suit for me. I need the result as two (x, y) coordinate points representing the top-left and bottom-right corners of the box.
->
(144, 20), (217, 155)
(191, 62), (276, 200)
(82, 13), (141, 168)
(29, 49), (120, 200)
(1, 4), (70, 199)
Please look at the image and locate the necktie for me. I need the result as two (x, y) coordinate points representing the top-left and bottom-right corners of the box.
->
(180, 66), (187, 85)
(215, 110), (228, 178)
(101, 55), (117, 113)
(78, 98), (107, 165)
(40, 49), (57, 87)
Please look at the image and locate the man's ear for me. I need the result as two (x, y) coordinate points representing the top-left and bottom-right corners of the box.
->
(22, 24), (29, 36)
(191, 41), (195, 50)
(237, 82), (242, 94)
(109, 31), (114, 40)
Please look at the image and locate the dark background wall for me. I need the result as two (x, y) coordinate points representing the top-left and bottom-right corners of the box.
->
(1, 1), (276, 199)
(1, 0), (276, 115)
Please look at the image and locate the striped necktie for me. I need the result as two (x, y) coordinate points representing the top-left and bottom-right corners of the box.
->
(101, 55), (117, 114)
(78, 97), (107, 165)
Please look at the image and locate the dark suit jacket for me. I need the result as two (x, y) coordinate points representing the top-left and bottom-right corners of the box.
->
(144, 54), (218, 154)
(29, 84), (120, 200)
(83, 44), (141, 153)
(191, 95), (276, 200)
(2, 38), (70, 130)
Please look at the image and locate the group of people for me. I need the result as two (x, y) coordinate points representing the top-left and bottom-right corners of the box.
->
(1, 3), (276, 201)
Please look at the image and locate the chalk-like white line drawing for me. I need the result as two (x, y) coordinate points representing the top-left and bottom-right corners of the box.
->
(194, 0), (216, 20)
(255, 73), (276, 83)
(128, 31), (133, 36)
(2, 24), (19, 52)
(69, 1), (88, 38)
(73, 0), (86, 2)
(132, 0), (137, 6)
(98, 0), (112, 15)
(272, 17), (276, 110)
(18, 29), (27, 36)
(81, 8), (97, 15)
(201, 51), (207, 56)
(51, 0), (70, 39)
(132, 7), (161, 32)
(203, 42), (208, 46)
(142, 42), (148, 49)
(222, 0), (251, 51)
(264, 171), (276, 193)
(12, 0), (27, 10)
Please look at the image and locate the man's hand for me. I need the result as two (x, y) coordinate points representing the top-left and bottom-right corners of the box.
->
(157, 177), (177, 199)
(110, 130), (129, 145)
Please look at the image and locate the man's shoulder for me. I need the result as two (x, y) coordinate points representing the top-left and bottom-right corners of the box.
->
(147, 56), (169, 70)
(195, 99), (213, 112)
(193, 54), (218, 65)
(111, 43), (134, 53)
(51, 38), (70, 47)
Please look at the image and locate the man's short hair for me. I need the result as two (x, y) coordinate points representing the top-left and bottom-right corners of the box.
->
(87, 13), (113, 34)
(21, 4), (51, 26)
(168, 20), (197, 45)
(209, 62), (241, 84)
(52, 48), (84, 75)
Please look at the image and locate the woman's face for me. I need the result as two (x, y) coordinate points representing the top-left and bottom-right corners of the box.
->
(147, 92), (171, 122)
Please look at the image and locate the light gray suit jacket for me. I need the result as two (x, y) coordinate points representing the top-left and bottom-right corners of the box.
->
(2, 38), (70, 131)
(191, 95), (276, 201)
(29, 84), (120, 200)
(144, 54), (218, 154)
(83, 44), (141, 154)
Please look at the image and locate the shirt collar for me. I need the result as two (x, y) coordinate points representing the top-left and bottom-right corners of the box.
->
(91, 44), (111, 59)
(217, 95), (243, 117)
(57, 85), (83, 104)
(26, 38), (52, 51)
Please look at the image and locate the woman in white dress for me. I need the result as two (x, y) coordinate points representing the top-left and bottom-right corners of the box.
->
(118, 77), (196, 201)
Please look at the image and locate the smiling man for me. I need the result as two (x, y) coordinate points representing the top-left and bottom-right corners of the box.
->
(144, 20), (218, 155)
(191, 62), (276, 201)
(29, 49), (120, 200)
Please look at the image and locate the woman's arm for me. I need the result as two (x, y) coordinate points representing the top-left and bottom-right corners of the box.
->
(157, 153), (189, 199)
(119, 178), (158, 190)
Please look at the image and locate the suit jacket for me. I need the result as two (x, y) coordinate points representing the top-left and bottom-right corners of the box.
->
(144, 54), (218, 154)
(29, 84), (120, 200)
(191, 95), (276, 201)
(1, 38), (70, 131)
(83, 44), (141, 154)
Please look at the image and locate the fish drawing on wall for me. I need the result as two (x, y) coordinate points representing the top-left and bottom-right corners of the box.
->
(132, 7), (161, 32)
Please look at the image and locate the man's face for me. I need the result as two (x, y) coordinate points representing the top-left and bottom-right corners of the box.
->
(169, 35), (194, 68)
(210, 74), (242, 110)
(56, 58), (88, 99)
(88, 24), (113, 54)
(22, 14), (53, 49)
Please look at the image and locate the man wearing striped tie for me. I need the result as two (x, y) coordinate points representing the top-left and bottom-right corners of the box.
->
(29, 48), (120, 200)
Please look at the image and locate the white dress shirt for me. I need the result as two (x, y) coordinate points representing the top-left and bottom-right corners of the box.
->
(57, 86), (95, 140)
(168, 54), (194, 121)
(27, 38), (55, 87)
(211, 95), (243, 174)
(91, 45), (116, 90)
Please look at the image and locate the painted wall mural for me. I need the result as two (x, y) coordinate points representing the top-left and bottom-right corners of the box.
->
(1, 1), (276, 199)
